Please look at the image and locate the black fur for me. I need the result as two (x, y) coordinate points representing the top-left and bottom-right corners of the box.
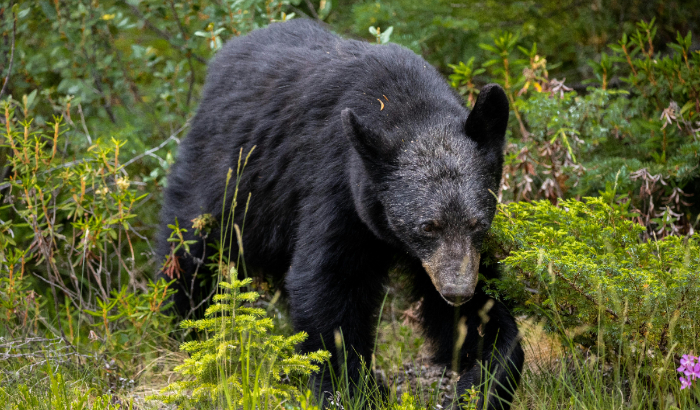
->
(157, 19), (523, 409)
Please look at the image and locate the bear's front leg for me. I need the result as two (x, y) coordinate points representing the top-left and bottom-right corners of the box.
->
(419, 280), (524, 410)
(285, 211), (392, 403)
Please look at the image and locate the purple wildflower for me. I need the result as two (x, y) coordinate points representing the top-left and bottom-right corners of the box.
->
(680, 376), (692, 390)
(678, 354), (699, 389)
(681, 355), (693, 367)
(681, 354), (693, 367)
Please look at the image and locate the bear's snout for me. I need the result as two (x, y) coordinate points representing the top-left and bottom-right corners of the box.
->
(422, 241), (480, 306)
(438, 284), (475, 306)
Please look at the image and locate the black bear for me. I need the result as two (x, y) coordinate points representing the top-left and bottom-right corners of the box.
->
(157, 19), (523, 409)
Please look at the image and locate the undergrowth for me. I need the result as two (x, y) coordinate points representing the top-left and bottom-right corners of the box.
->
(153, 277), (329, 409)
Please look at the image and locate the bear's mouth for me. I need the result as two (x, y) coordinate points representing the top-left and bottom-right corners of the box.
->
(438, 292), (470, 307)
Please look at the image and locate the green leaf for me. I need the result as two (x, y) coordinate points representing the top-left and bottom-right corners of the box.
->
(379, 26), (393, 44)
(680, 101), (694, 115)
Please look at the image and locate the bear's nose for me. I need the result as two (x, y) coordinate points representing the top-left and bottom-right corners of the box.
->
(439, 285), (474, 306)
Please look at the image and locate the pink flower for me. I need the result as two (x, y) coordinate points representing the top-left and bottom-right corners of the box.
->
(678, 354), (698, 389)
(680, 376), (692, 390)
(693, 362), (700, 380)
(681, 355), (693, 367)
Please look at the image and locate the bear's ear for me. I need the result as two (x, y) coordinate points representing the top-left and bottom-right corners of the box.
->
(341, 108), (392, 162)
(465, 83), (509, 151)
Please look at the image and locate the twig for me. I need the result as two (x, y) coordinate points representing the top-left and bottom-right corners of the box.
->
(186, 55), (195, 106)
(47, 259), (72, 348)
(303, 0), (320, 20)
(554, 270), (621, 321)
(0, 337), (64, 350)
(30, 261), (82, 306)
(0, 8), (16, 101)
(121, 122), (188, 168)
(184, 238), (210, 319)
(126, 222), (155, 256)
(289, 5), (311, 19)
(187, 274), (220, 321)
(77, 103), (92, 144)
(516, 265), (624, 322)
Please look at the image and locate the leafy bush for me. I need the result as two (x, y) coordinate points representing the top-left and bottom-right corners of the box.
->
(488, 196), (700, 355)
(341, 0), (699, 80)
(0, 97), (175, 399)
(482, 194), (700, 408)
(155, 276), (330, 409)
(1, 0), (300, 208)
(1, 0), (295, 123)
(1, 0), (300, 394)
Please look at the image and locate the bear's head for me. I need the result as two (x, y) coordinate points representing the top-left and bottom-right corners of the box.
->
(342, 84), (508, 306)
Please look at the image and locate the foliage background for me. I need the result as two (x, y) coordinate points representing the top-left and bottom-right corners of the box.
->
(1, 0), (700, 408)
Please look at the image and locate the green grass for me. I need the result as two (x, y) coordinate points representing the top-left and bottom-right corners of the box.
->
(2, 293), (700, 409)
(512, 319), (699, 410)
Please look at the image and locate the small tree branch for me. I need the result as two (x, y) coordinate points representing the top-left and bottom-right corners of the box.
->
(303, 0), (320, 20)
(77, 103), (92, 144)
(120, 121), (188, 169)
(289, 5), (311, 19)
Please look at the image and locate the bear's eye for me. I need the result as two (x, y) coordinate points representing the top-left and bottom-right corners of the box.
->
(420, 221), (440, 234)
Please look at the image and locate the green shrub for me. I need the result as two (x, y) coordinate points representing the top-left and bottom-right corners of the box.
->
(342, 0), (700, 80)
(154, 276), (330, 409)
(445, 23), (700, 390)
(0, 99), (175, 393)
(487, 195), (700, 356)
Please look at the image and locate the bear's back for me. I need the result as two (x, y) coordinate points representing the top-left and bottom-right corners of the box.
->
(225, 19), (340, 51)
(198, 19), (462, 138)
(206, 19), (360, 84)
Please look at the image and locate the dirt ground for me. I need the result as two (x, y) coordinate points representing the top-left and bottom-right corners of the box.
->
(378, 315), (564, 404)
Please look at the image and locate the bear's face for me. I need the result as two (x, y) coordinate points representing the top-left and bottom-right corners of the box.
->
(384, 130), (501, 306)
(343, 84), (509, 306)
